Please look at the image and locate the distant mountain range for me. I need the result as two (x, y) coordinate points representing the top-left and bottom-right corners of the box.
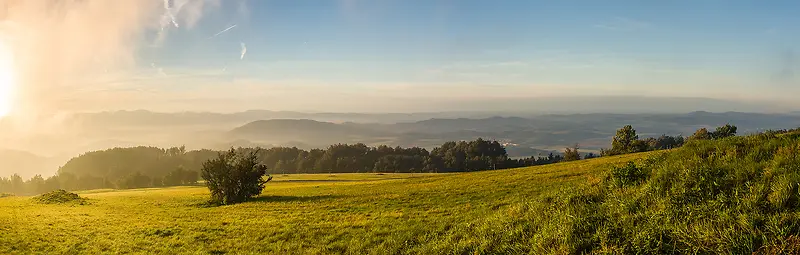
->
(3, 109), (800, 177)
(68, 110), (497, 127)
(59, 96), (799, 126)
(227, 111), (800, 154)
(0, 150), (60, 179)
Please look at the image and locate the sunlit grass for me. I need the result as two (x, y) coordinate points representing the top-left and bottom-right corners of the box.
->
(0, 155), (642, 254)
(15, 132), (796, 254)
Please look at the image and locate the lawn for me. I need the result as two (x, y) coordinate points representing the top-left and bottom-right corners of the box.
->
(0, 154), (644, 254)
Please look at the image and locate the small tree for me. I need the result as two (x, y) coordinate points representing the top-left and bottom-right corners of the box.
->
(713, 123), (737, 139)
(563, 144), (581, 162)
(201, 148), (272, 205)
(610, 125), (639, 155)
(690, 128), (712, 140)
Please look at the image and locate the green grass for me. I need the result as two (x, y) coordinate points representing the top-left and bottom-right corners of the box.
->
(4, 131), (800, 254)
(0, 154), (643, 254)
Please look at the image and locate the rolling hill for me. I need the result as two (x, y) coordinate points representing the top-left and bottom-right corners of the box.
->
(0, 153), (644, 254)
(0, 150), (58, 178)
(229, 119), (388, 146)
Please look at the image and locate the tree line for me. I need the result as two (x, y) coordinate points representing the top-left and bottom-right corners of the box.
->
(0, 123), (748, 195)
(601, 123), (738, 156)
(1, 138), (558, 194)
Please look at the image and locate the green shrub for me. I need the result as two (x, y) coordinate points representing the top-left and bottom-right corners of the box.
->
(201, 148), (272, 205)
(610, 161), (648, 187)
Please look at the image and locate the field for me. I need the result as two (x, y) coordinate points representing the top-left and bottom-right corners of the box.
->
(5, 131), (800, 255)
(0, 154), (644, 254)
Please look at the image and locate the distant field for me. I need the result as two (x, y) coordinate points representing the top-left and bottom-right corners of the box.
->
(0, 155), (643, 254)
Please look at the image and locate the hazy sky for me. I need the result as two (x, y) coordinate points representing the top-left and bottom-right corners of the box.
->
(2, 0), (800, 115)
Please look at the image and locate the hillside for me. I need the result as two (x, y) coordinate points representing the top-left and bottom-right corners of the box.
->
(3, 131), (800, 254)
(0, 150), (58, 178)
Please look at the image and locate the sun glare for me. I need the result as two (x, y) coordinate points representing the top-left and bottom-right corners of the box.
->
(0, 38), (15, 118)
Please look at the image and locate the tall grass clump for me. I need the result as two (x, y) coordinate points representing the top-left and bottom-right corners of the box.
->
(525, 130), (800, 254)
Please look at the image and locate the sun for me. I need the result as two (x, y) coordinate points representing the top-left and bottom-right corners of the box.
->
(0, 38), (15, 118)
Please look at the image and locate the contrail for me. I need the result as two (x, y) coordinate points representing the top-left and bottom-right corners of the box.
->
(240, 42), (247, 60)
(207, 24), (237, 39)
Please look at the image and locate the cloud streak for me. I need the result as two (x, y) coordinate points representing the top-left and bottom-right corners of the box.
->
(240, 42), (247, 60)
(593, 17), (651, 31)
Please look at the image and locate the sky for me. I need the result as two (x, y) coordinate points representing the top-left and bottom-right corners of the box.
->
(1, 0), (800, 115)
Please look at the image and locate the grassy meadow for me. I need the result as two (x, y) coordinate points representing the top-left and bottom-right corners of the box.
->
(4, 131), (800, 254)
(0, 154), (643, 254)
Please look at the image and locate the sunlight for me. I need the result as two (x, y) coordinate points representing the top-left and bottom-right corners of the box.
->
(0, 38), (15, 118)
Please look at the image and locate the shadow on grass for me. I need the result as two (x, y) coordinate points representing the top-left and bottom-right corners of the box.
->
(193, 195), (342, 208)
(251, 195), (342, 203)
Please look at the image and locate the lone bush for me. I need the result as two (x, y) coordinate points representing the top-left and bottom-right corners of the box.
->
(201, 148), (272, 205)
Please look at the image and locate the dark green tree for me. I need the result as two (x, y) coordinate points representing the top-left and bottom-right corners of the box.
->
(713, 123), (737, 139)
(201, 148), (272, 205)
(610, 125), (639, 155)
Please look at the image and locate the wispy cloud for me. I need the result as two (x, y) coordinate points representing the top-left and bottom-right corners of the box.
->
(593, 17), (651, 31)
(240, 42), (247, 60)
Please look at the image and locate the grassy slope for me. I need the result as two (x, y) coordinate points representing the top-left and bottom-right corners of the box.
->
(0, 154), (645, 254)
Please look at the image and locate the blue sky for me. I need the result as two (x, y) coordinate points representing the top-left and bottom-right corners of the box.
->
(100, 0), (800, 112)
